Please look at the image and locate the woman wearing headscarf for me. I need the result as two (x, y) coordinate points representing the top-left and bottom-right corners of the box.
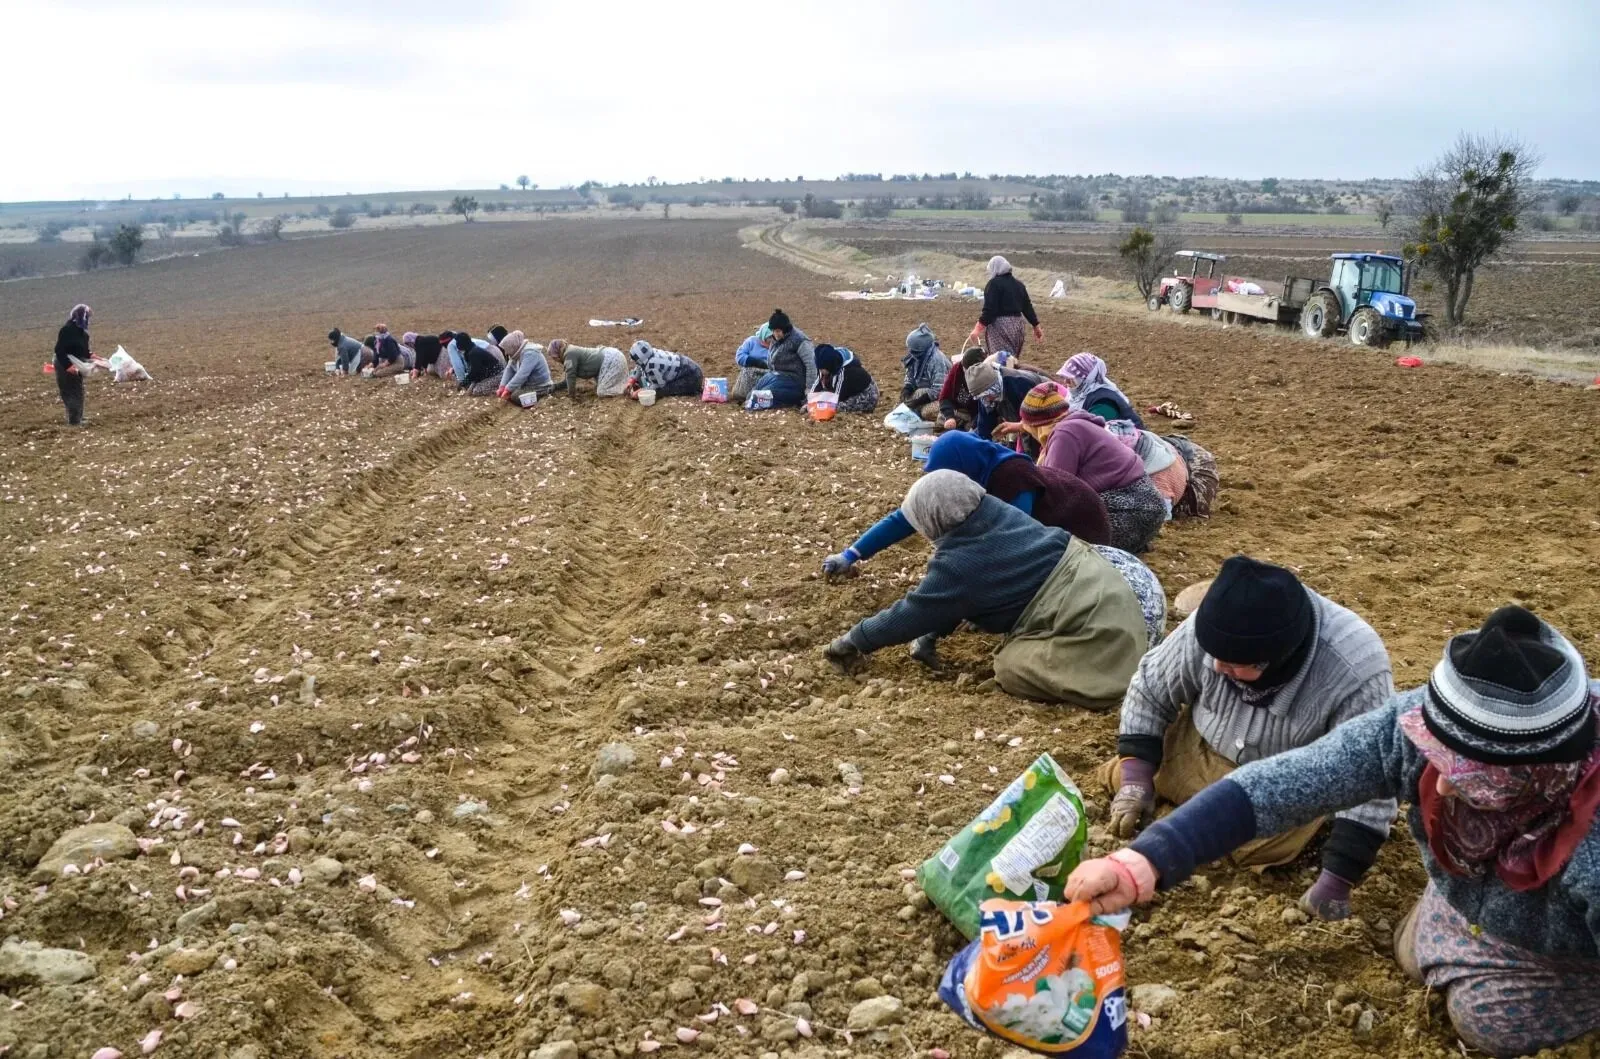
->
(405, 332), (447, 379)
(823, 430), (1111, 576)
(547, 339), (628, 399)
(732, 323), (773, 403)
(963, 354), (1042, 445)
(1006, 383), (1167, 553)
(1059, 352), (1144, 427)
(328, 327), (366, 375)
(1163, 433), (1220, 518)
(54, 303), (103, 426)
(369, 325), (413, 378)
(450, 330), (505, 396)
(812, 344), (878, 413)
(900, 324), (950, 418)
(495, 331), (555, 402)
(746, 309), (816, 410)
(1068, 605), (1600, 1059)
(626, 341), (704, 399)
(971, 256), (1042, 359)
(822, 471), (1150, 707)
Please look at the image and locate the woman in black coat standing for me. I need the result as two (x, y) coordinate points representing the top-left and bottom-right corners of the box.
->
(970, 255), (1042, 359)
(54, 303), (101, 426)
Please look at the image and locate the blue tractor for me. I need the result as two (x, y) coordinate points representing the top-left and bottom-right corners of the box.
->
(1299, 253), (1425, 347)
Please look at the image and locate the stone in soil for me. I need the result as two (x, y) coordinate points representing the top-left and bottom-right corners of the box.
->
(310, 856), (345, 882)
(530, 1043), (579, 1059)
(30, 822), (138, 881)
(728, 855), (781, 895)
(1130, 983), (1180, 1017)
(558, 981), (608, 1017)
(846, 994), (905, 1030)
(0, 939), (97, 986)
(163, 948), (217, 976)
(591, 741), (637, 778)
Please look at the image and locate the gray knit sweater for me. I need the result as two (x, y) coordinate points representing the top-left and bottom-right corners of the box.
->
(1119, 592), (1398, 839)
(1131, 685), (1600, 959)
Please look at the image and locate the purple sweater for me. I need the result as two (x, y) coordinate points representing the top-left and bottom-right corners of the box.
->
(1038, 412), (1146, 492)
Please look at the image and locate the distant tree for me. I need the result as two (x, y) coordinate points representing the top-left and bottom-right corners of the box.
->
(80, 241), (111, 271)
(777, 199), (797, 216)
(37, 220), (67, 244)
(956, 185), (991, 210)
(609, 189), (635, 205)
(109, 223), (145, 266)
(256, 191), (263, 199)
(1225, 212), (1244, 226)
(1030, 191), (1094, 222)
(1116, 225), (1176, 300)
(1374, 198), (1395, 229)
(856, 197), (895, 219)
(211, 191), (224, 200)
(1259, 178), (1279, 194)
(1120, 193), (1150, 224)
(517, 175), (530, 191)
(1401, 132), (1539, 325)
(449, 195), (480, 221)
(231, 211), (246, 231)
(1556, 192), (1582, 216)
(662, 203), (671, 220)
(801, 193), (843, 219)
(259, 216), (285, 240)
(329, 207), (356, 228)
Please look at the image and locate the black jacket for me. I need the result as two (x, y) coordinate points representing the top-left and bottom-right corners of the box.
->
(412, 335), (443, 370)
(460, 344), (501, 388)
(374, 334), (404, 365)
(815, 357), (874, 402)
(54, 322), (89, 370)
(979, 272), (1039, 327)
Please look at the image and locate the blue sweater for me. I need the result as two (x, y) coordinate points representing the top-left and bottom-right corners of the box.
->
(1131, 685), (1600, 959)
(845, 497), (1069, 653)
(848, 491), (1037, 561)
(736, 335), (769, 368)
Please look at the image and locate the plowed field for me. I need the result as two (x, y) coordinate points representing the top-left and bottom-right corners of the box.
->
(1, 219), (1596, 1059)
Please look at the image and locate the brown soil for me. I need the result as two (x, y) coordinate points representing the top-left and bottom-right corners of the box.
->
(1, 219), (1596, 1059)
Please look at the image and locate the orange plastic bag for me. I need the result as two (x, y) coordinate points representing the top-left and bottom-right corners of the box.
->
(939, 899), (1130, 1057)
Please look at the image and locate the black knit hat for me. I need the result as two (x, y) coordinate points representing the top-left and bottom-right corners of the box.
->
(814, 344), (843, 373)
(328, 328), (342, 344)
(768, 309), (792, 334)
(1194, 556), (1312, 666)
(488, 325), (508, 343)
(1423, 606), (1595, 765)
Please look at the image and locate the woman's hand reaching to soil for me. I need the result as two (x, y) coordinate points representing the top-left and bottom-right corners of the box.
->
(1065, 850), (1158, 916)
(822, 636), (863, 674)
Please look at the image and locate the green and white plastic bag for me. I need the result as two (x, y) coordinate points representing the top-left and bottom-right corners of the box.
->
(919, 754), (1088, 939)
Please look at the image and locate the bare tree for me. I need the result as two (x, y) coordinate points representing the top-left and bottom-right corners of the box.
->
(1116, 225), (1178, 301)
(1401, 133), (1539, 326)
(449, 196), (480, 221)
(1374, 198), (1394, 230)
(517, 175), (530, 191)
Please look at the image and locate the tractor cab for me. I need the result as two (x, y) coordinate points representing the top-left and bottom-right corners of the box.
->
(1302, 253), (1425, 346)
(1152, 250), (1227, 313)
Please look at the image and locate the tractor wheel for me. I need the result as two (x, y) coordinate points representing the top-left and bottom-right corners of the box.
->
(1348, 306), (1389, 348)
(1146, 293), (1162, 312)
(1168, 284), (1192, 313)
(1209, 307), (1223, 321)
(1300, 291), (1339, 339)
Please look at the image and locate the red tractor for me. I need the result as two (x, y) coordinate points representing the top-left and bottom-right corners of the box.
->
(1150, 251), (1227, 316)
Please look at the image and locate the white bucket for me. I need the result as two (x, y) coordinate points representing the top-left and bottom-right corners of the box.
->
(394, 373), (411, 386)
(638, 388), (657, 407)
(517, 391), (539, 408)
(324, 361), (339, 373)
(909, 433), (936, 461)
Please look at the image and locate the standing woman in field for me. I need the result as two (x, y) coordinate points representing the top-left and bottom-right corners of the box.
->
(54, 303), (102, 426)
(971, 256), (1042, 358)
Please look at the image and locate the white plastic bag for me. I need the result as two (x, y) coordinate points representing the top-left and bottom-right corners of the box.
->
(883, 403), (926, 434)
(107, 346), (152, 382)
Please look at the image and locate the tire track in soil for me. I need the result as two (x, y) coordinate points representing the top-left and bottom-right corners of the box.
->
(133, 406), (509, 683)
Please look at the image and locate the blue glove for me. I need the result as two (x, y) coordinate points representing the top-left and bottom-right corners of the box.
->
(822, 548), (860, 578)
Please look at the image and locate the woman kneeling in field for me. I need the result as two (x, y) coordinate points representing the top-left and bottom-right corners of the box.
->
(547, 340), (628, 398)
(1069, 604), (1600, 1059)
(821, 471), (1152, 708)
(811, 344), (879, 413)
(625, 341), (704, 399)
(496, 331), (555, 402)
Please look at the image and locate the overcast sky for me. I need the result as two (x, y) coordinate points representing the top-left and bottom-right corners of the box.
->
(8, 0), (1597, 202)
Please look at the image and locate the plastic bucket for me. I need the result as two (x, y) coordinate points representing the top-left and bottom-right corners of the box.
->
(638, 388), (657, 407)
(517, 391), (539, 408)
(324, 361), (339, 373)
(394, 373), (412, 386)
(910, 433), (936, 461)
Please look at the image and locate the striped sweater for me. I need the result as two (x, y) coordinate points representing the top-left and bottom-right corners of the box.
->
(1118, 590), (1398, 876)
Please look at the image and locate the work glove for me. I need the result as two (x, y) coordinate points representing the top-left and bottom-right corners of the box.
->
(1298, 870), (1354, 922)
(1107, 757), (1158, 839)
(821, 548), (859, 578)
(909, 634), (941, 670)
(822, 636), (864, 675)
